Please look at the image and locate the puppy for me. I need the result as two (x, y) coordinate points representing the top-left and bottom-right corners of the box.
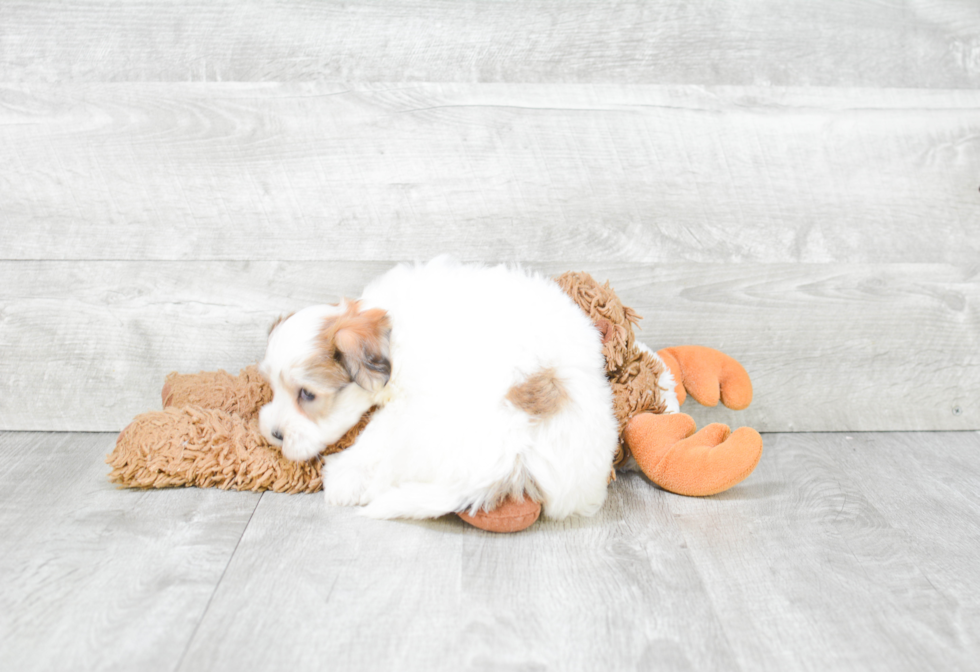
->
(259, 258), (619, 520)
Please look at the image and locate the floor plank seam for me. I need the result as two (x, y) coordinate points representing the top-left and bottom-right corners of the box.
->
(171, 491), (264, 672)
(665, 500), (746, 672)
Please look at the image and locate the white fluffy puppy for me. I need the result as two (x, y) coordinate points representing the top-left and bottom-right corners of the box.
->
(259, 258), (619, 521)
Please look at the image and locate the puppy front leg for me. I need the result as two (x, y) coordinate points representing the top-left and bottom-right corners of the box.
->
(321, 415), (394, 507)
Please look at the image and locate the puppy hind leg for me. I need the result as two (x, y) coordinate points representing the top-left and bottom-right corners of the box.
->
(359, 483), (468, 520)
(532, 463), (610, 520)
(522, 431), (614, 520)
(519, 391), (619, 520)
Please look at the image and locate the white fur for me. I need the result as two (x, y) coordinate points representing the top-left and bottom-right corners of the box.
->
(636, 342), (681, 415)
(259, 258), (619, 521)
(258, 301), (382, 462)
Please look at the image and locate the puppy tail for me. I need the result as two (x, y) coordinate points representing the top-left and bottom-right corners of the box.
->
(360, 483), (467, 520)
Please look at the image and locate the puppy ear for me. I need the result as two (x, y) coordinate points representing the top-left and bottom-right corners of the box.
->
(327, 305), (391, 391)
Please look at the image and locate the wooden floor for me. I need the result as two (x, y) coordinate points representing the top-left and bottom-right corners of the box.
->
(1, 431), (978, 671)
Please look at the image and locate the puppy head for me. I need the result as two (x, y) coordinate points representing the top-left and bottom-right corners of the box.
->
(258, 300), (390, 461)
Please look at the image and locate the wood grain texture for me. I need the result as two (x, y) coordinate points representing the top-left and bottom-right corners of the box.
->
(666, 431), (980, 671)
(177, 476), (738, 672)
(2, 430), (979, 671)
(2, 1), (979, 87)
(2, 83), (978, 263)
(0, 261), (976, 433)
(826, 432), (980, 660)
(0, 432), (261, 672)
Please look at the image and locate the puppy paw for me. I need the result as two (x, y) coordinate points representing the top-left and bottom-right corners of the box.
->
(321, 454), (373, 507)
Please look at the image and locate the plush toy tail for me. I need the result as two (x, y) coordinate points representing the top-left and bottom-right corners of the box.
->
(457, 495), (542, 532)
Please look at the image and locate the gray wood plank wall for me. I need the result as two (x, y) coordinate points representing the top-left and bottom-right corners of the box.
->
(1, 1), (978, 432)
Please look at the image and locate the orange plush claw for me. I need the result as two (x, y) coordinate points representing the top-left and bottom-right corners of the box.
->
(645, 422), (762, 496)
(657, 346), (753, 410)
(624, 412), (697, 472)
(457, 495), (541, 533)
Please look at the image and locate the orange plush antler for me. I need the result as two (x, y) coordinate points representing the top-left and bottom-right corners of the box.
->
(657, 345), (753, 410)
(621, 345), (762, 497)
(625, 415), (762, 496)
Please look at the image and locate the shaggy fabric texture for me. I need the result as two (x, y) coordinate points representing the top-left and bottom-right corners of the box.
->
(108, 271), (666, 490)
(108, 387), (374, 493)
(553, 271), (667, 467)
(162, 366), (272, 422)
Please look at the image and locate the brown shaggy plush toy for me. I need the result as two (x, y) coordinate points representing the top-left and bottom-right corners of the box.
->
(108, 272), (762, 532)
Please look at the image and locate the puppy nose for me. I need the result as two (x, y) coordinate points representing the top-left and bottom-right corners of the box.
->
(271, 428), (283, 442)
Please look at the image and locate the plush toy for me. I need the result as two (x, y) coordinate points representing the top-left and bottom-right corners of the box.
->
(108, 272), (762, 532)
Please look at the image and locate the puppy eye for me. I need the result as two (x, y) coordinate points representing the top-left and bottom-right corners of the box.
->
(299, 388), (315, 402)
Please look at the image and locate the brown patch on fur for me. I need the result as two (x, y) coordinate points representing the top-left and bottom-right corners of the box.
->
(506, 368), (568, 419)
(314, 300), (391, 391)
(329, 302), (389, 355)
(303, 354), (351, 391)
